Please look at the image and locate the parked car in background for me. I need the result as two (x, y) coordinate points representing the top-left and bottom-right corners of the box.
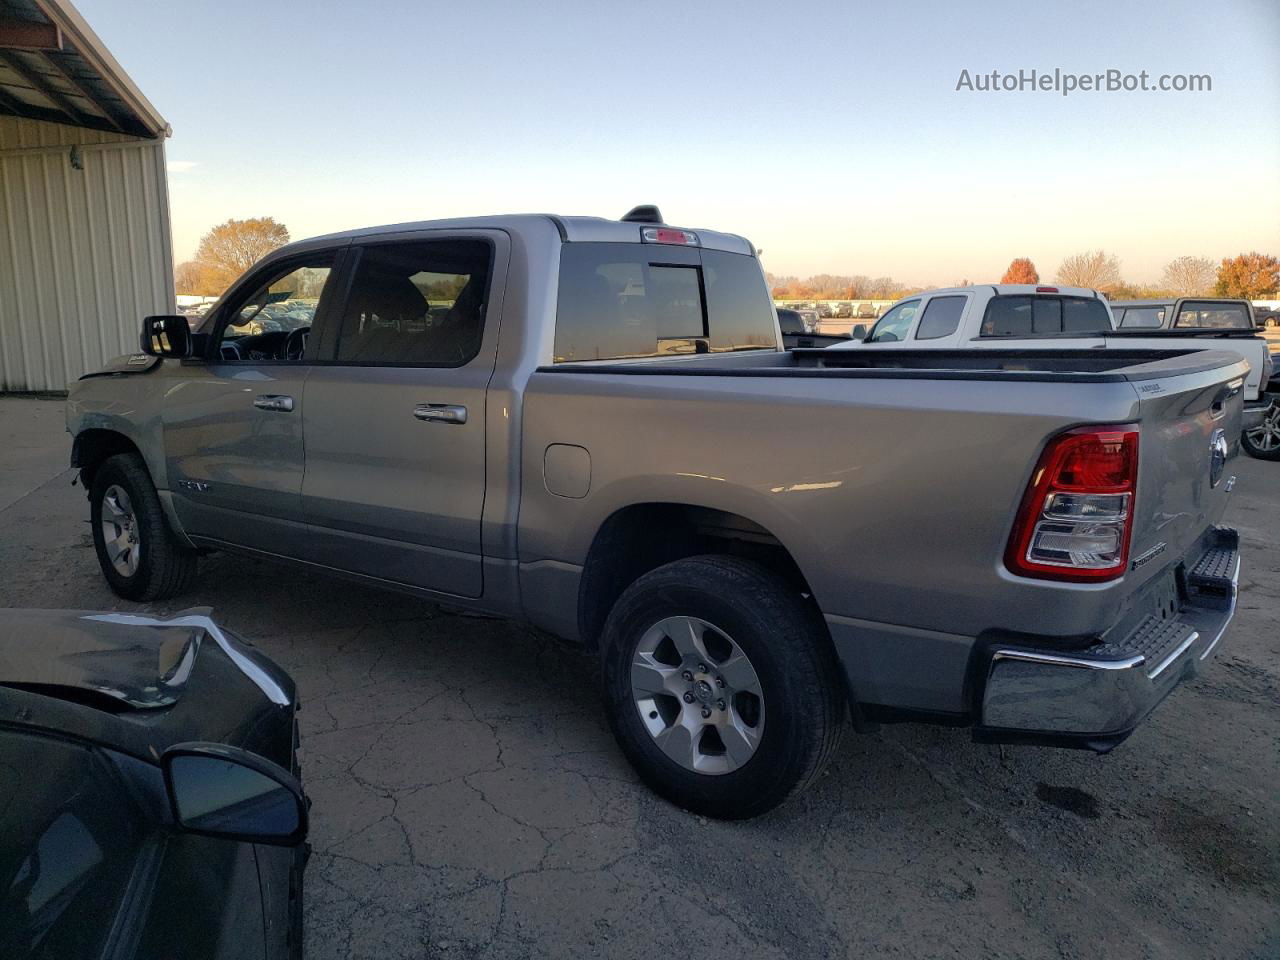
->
(1109, 298), (1278, 460)
(777, 307), (851, 349)
(1110, 298), (1256, 331)
(795, 307), (821, 330)
(775, 307), (815, 336)
(1251, 306), (1278, 329)
(833, 285), (1276, 460)
(68, 210), (1245, 819)
(833, 302), (853, 318)
(0, 609), (306, 960)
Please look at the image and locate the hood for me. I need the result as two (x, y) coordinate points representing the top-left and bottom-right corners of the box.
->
(0, 609), (288, 710)
(0, 610), (201, 710)
(77, 352), (161, 380)
(0, 609), (296, 769)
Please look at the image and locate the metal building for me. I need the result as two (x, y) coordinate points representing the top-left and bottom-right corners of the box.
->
(0, 0), (171, 393)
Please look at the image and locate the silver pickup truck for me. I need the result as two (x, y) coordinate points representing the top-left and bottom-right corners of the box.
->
(67, 209), (1246, 818)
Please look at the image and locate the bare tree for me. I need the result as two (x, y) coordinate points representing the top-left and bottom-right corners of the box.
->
(174, 260), (205, 295)
(194, 217), (291, 292)
(1056, 250), (1122, 292)
(1160, 256), (1216, 296)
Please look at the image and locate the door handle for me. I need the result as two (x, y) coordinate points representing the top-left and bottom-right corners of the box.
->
(413, 403), (467, 424)
(253, 394), (295, 412)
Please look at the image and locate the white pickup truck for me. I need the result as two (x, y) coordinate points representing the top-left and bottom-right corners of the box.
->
(831, 284), (1277, 459)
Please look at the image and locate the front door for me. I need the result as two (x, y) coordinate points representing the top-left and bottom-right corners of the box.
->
(163, 249), (344, 557)
(300, 233), (505, 598)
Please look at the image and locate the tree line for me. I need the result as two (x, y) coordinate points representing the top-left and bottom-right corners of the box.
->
(767, 252), (1279, 301)
(175, 218), (1280, 304)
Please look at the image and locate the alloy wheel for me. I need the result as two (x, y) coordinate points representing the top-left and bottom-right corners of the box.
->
(100, 484), (141, 577)
(1246, 401), (1280, 453)
(630, 616), (765, 775)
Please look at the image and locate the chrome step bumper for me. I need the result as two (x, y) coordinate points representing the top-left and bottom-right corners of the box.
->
(976, 528), (1239, 751)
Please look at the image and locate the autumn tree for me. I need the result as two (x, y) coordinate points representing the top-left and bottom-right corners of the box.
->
(1056, 250), (1122, 292)
(1214, 252), (1280, 299)
(193, 217), (291, 293)
(1156, 256), (1215, 297)
(1001, 258), (1039, 284)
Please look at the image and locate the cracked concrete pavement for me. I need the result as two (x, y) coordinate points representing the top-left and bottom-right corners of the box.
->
(0, 396), (1276, 959)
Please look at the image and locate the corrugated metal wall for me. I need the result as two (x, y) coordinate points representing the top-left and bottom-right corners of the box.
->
(0, 115), (173, 392)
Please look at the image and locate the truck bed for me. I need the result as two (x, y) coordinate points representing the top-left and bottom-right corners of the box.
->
(537, 346), (1246, 383)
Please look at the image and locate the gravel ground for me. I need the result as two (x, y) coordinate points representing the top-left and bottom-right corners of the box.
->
(0, 396), (1276, 960)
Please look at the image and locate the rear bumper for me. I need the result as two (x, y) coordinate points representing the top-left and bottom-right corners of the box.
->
(975, 527), (1239, 751)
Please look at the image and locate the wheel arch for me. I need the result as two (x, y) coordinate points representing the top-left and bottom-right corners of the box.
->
(71, 426), (192, 547)
(576, 501), (817, 654)
(72, 428), (145, 490)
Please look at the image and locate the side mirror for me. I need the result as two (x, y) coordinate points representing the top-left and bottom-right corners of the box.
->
(850, 324), (868, 340)
(162, 742), (307, 846)
(141, 315), (193, 358)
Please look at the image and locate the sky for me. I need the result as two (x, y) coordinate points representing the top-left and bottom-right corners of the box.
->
(76, 0), (1280, 286)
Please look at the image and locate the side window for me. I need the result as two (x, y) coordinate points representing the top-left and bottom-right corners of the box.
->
(867, 300), (920, 342)
(217, 259), (334, 362)
(915, 296), (966, 340)
(333, 240), (490, 366)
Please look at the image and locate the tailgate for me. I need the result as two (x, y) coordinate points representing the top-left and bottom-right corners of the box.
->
(1126, 359), (1246, 574)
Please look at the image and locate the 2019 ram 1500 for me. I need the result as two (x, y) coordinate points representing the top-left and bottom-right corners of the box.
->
(67, 209), (1245, 818)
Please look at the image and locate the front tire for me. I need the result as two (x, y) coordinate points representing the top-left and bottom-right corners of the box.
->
(600, 555), (846, 819)
(90, 453), (197, 601)
(1242, 398), (1280, 461)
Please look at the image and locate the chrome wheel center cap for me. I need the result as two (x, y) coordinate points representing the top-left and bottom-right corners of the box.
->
(693, 679), (713, 703)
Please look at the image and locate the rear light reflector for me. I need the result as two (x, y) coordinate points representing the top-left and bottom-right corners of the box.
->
(1005, 425), (1139, 581)
(642, 227), (700, 246)
(1035, 286), (1059, 293)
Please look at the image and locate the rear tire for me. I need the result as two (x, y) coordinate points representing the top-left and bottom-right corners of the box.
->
(1242, 398), (1280, 461)
(600, 555), (845, 819)
(90, 453), (197, 601)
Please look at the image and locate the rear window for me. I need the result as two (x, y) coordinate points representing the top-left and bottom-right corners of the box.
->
(553, 244), (776, 362)
(1174, 301), (1251, 328)
(1118, 306), (1166, 328)
(980, 295), (1110, 337)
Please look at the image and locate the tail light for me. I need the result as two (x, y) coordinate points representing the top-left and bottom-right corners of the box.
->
(1005, 425), (1139, 582)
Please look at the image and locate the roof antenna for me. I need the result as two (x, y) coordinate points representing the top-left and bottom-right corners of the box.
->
(621, 204), (664, 224)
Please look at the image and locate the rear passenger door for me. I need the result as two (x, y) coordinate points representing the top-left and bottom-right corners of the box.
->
(300, 232), (508, 598)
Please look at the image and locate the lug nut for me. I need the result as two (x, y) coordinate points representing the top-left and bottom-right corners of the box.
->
(715, 676), (725, 687)
(681, 670), (693, 681)
(717, 699), (726, 711)
(697, 663), (708, 674)
(701, 707), (712, 719)
(683, 692), (695, 703)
